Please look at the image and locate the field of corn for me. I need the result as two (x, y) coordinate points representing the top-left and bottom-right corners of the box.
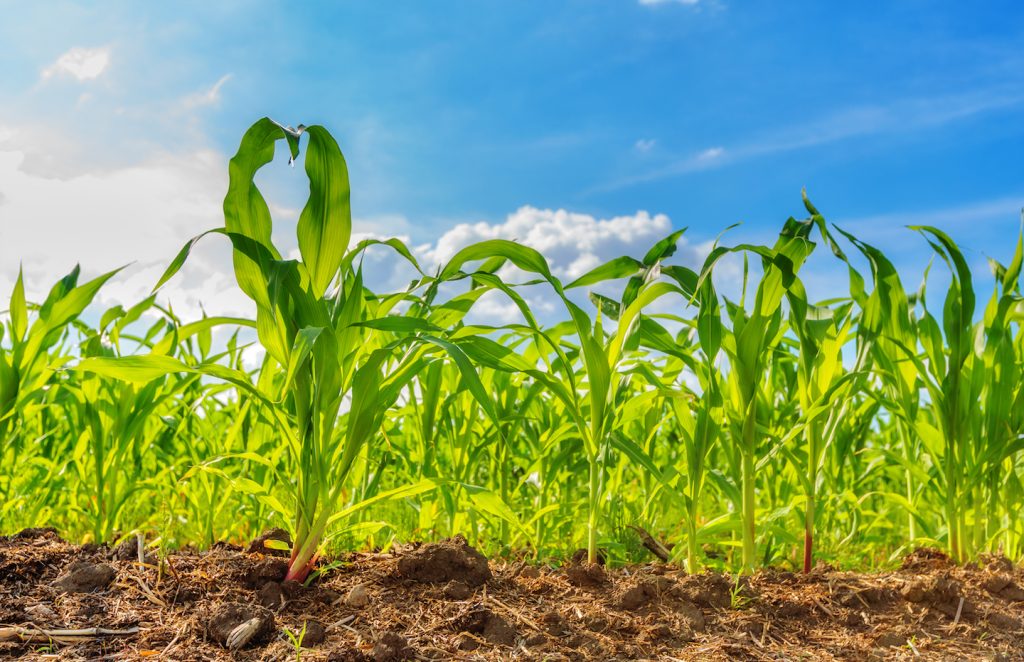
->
(2, 118), (1023, 596)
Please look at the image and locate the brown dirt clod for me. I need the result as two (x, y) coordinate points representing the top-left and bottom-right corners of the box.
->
(671, 598), (706, 632)
(52, 561), (116, 593)
(901, 574), (976, 617)
(327, 648), (373, 662)
(257, 581), (286, 610)
(299, 620), (327, 647)
(455, 607), (518, 645)
(982, 554), (1015, 574)
(874, 630), (906, 648)
(618, 576), (673, 610)
(243, 556), (289, 588)
(983, 572), (1013, 594)
(564, 561), (607, 587)
(443, 579), (472, 600)
(678, 572), (733, 609)
(900, 547), (952, 570)
(247, 528), (293, 557)
(12, 527), (62, 542)
(371, 631), (417, 661)
(997, 582), (1024, 601)
(111, 537), (143, 562)
(345, 583), (371, 607)
(396, 535), (491, 587)
(518, 565), (541, 579)
(989, 612), (1023, 632)
(570, 547), (607, 565)
(207, 602), (275, 649)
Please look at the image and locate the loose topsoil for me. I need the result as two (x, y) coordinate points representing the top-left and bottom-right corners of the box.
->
(1, 529), (1022, 660)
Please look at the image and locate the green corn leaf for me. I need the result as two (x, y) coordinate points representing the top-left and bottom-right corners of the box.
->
(642, 228), (688, 266)
(10, 267), (27, 343)
(439, 239), (557, 285)
(223, 118), (295, 309)
(565, 256), (642, 290)
(297, 126), (351, 298)
(77, 355), (192, 384)
(327, 479), (439, 526)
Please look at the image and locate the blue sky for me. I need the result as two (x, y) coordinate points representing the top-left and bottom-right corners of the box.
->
(1, 1), (1022, 320)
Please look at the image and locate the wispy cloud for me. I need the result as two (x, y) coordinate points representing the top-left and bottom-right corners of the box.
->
(182, 74), (232, 109)
(838, 196), (1024, 238)
(596, 86), (1024, 192)
(634, 138), (657, 152)
(639, 0), (700, 5)
(696, 146), (724, 161)
(41, 46), (111, 82)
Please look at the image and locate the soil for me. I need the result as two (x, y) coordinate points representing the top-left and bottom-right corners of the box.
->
(1, 529), (1022, 660)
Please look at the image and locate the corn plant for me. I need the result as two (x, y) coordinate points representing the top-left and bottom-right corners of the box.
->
(962, 225), (1023, 555)
(80, 119), (478, 581)
(1, 266), (120, 512)
(698, 216), (816, 571)
(436, 231), (684, 562)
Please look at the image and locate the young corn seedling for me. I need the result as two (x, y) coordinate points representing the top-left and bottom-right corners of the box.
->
(897, 227), (975, 560)
(634, 266), (720, 572)
(698, 216), (816, 571)
(437, 231), (685, 562)
(964, 224), (1022, 554)
(81, 119), (490, 581)
(786, 288), (856, 572)
(830, 224), (923, 543)
(1, 266), (121, 506)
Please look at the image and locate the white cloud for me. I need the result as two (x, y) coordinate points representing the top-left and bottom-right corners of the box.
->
(41, 46), (111, 82)
(839, 196), (1024, 234)
(697, 146), (724, 161)
(0, 124), (251, 321)
(182, 74), (232, 109)
(634, 138), (657, 153)
(408, 206), (704, 325)
(600, 86), (1024, 192)
(419, 206), (673, 280)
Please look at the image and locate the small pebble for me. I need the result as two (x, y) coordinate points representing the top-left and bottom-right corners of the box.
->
(25, 603), (58, 622)
(519, 566), (541, 579)
(444, 580), (471, 600)
(300, 620), (327, 647)
(345, 583), (370, 608)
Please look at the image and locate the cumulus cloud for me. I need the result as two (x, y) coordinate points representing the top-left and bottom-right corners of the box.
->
(419, 206), (674, 280)
(0, 125), (250, 321)
(405, 206), (702, 324)
(325, 207), (698, 325)
(41, 46), (111, 82)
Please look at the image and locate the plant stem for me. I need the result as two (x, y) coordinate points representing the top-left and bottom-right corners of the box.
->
(686, 509), (700, 573)
(803, 423), (820, 573)
(944, 455), (960, 561)
(587, 449), (600, 564)
(898, 421), (916, 542)
(740, 402), (757, 573)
